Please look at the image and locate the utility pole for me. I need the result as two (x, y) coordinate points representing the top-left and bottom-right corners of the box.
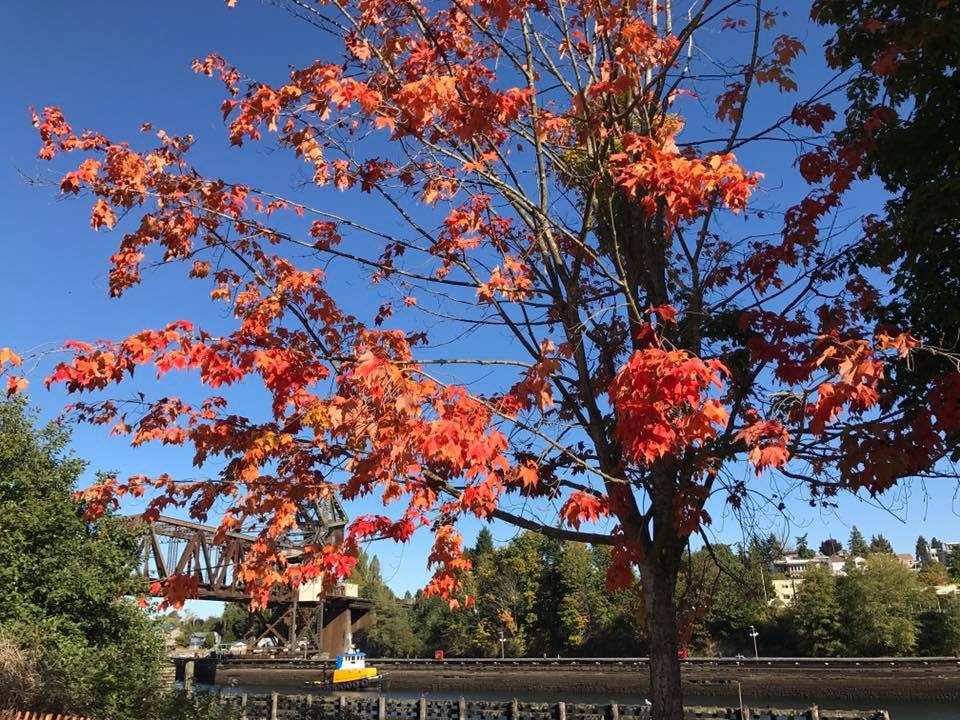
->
(748, 625), (759, 659)
(758, 561), (769, 604)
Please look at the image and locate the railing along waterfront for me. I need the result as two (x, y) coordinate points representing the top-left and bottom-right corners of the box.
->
(196, 692), (889, 720)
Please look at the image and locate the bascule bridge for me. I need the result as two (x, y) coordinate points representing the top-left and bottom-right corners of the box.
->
(133, 498), (374, 655)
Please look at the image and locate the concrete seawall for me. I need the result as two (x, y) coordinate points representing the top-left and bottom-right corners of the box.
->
(197, 659), (960, 702)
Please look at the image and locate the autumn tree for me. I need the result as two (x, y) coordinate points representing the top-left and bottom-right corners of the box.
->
(5, 0), (960, 715)
(917, 562), (949, 587)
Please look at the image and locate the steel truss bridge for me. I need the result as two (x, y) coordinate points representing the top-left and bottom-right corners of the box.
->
(132, 499), (373, 653)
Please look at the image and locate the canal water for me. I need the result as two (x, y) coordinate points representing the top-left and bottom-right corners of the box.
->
(194, 684), (959, 720)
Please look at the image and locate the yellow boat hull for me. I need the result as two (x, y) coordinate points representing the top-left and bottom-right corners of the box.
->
(332, 667), (379, 684)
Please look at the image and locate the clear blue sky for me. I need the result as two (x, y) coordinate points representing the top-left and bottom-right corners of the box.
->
(2, 2), (958, 613)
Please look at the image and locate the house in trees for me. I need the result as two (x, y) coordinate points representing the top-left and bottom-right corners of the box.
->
(772, 554), (823, 578)
(771, 552), (865, 578)
(896, 553), (919, 569)
(934, 542), (960, 568)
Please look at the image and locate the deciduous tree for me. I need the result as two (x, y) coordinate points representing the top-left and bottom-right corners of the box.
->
(4, 0), (960, 715)
(917, 562), (949, 587)
(917, 596), (960, 657)
(838, 555), (922, 656)
(947, 546), (960, 581)
(812, 0), (960, 443)
(790, 565), (844, 657)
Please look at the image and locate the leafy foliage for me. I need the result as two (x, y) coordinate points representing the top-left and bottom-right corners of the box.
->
(812, 0), (960, 458)
(838, 555), (922, 656)
(0, 399), (166, 719)
(948, 546), (960, 581)
(790, 565), (845, 657)
(917, 596), (960, 657)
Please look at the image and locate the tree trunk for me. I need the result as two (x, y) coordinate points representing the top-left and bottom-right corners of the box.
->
(640, 540), (684, 720)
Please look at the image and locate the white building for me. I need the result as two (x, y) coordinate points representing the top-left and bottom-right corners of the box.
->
(935, 542), (960, 567)
(770, 577), (803, 606)
(771, 552), (864, 578)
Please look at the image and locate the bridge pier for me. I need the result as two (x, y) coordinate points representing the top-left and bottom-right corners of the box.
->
(249, 596), (374, 655)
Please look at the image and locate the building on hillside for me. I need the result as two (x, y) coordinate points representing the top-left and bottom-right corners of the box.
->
(771, 554), (814, 578)
(770, 577), (803, 607)
(771, 552), (865, 578)
(935, 542), (960, 567)
(896, 553), (919, 569)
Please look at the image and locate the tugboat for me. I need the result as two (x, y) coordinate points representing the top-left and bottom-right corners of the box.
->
(308, 647), (382, 691)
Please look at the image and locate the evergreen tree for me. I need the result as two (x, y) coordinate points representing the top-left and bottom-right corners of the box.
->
(869, 534), (894, 555)
(848, 526), (869, 557)
(365, 583), (419, 657)
(473, 527), (494, 557)
(411, 589), (478, 657)
(820, 538), (843, 556)
(587, 545), (646, 656)
(790, 565), (845, 656)
(755, 534), (786, 564)
(214, 603), (265, 644)
(795, 534), (815, 559)
(678, 545), (766, 655)
(916, 536), (931, 564)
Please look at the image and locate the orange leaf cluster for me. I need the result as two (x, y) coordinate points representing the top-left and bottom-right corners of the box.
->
(610, 134), (760, 227)
(609, 326), (729, 465)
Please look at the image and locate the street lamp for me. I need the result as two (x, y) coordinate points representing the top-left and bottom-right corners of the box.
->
(748, 625), (759, 659)
(498, 630), (506, 659)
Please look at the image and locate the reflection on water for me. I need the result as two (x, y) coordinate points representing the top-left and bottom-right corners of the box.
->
(189, 682), (958, 720)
